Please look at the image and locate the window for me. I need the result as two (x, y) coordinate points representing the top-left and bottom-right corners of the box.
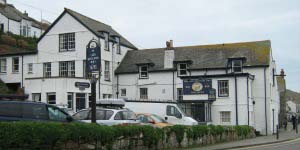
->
(114, 111), (136, 120)
(0, 58), (7, 73)
(218, 80), (229, 97)
(140, 88), (148, 99)
(0, 23), (4, 32)
(116, 37), (121, 54)
(12, 57), (19, 73)
(67, 93), (73, 109)
(104, 61), (110, 81)
(47, 105), (68, 121)
(178, 63), (187, 76)
(73, 110), (89, 120)
(28, 63), (33, 73)
(47, 92), (56, 104)
(59, 61), (75, 77)
(104, 33), (109, 51)
(220, 111), (231, 123)
(20, 25), (30, 37)
(139, 65), (148, 78)
(22, 103), (47, 120)
(121, 89), (126, 96)
(59, 32), (75, 51)
(32, 93), (41, 102)
(166, 105), (181, 118)
(177, 88), (183, 101)
(232, 60), (242, 73)
(43, 63), (51, 77)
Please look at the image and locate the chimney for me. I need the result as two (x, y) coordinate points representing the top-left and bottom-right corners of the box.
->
(164, 40), (174, 69)
(166, 40), (174, 50)
(24, 11), (28, 16)
(280, 69), (285, 78)
(0, 0), (7, 5)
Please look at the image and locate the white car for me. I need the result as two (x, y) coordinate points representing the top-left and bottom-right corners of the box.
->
(72, 108), (140, 126)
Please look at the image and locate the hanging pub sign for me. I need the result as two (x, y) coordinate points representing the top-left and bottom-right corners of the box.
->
(183, 79), (212, 95)
(86, 40), (101, 73)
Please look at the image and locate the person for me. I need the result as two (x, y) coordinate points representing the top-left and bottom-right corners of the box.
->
(291, 115), (296, 130)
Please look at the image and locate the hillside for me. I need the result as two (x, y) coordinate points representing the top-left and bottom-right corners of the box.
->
(286, 89), (300, 104)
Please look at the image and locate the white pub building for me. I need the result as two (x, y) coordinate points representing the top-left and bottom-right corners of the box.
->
(0, 7), (280, 135)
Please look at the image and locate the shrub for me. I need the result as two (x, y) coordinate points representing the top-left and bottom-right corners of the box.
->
(0, 34), (17, 46)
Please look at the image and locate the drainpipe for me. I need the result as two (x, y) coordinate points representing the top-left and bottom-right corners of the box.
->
(116, 74), (119, 98)
(235, 75), (238, 125)
(264, 67), (268, 135)
(21, 55), (24, 88)
(173, 71), (175, 101)
(247, 76), (249, 126)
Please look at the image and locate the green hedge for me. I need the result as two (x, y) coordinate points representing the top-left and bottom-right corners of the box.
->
(0, 122), (253, 149)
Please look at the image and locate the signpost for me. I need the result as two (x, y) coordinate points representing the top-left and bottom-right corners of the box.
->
(86, 39), (101, 123)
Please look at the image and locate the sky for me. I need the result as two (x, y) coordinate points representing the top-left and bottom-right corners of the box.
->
(7, 0), (300, 92)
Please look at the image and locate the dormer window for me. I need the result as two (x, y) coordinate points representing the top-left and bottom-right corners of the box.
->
(139, 65), (148, 79)
(178, 63), (188, 76)
(232, 60), (242, 73)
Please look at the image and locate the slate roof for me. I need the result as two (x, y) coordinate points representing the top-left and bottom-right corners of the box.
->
(115, 40), (271, 74)
(0, 3), (46, 29)
(39, 8), (137, 49)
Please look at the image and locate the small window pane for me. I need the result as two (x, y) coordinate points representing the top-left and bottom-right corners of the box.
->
(47, 106), (68, 121)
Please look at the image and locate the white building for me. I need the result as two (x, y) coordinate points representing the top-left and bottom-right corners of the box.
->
(0, 0), (47, 37)
(19, 8), (137, 112)
(115, 40), (280, 135)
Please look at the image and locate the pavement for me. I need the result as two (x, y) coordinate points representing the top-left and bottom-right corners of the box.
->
(187, 123), (300, 150)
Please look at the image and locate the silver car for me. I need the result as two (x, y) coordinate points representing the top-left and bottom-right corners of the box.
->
(72, 108), (140, 126)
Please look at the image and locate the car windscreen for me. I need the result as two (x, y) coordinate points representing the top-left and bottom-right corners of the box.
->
(151, 114), (167, 123)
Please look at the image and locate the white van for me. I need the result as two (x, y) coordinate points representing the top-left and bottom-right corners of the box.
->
(125, 101), (198, 125)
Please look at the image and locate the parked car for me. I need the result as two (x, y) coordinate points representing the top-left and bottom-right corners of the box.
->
(125, 101), (198, 125)
(72, 108), (140, 126)
(136, 113), (172, 128)
(0, 101), (75, 122)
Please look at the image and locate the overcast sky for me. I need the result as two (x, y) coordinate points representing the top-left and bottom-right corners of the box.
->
(7, 0), (300, 92)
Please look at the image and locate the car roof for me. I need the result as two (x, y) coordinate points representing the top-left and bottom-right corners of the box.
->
(0, 100), (46, 105)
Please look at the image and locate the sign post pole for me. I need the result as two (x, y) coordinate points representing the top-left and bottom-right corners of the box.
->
(86, 39), (101, 123)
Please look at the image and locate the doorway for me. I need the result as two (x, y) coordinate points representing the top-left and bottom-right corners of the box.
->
(76, 93), (86, 112)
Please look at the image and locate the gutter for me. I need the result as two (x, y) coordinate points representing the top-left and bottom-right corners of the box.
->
(235, 75), (238, 125)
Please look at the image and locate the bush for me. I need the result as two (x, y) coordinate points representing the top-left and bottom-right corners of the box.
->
(0, 122), (254, 149)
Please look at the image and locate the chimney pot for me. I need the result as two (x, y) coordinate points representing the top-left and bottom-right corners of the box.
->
(280, 69), (285, 78)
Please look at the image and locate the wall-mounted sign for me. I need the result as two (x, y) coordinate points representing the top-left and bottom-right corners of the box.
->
(75, 82), (90, 88)
(86, 40), (101, 73)
(183, 79), (212, 95)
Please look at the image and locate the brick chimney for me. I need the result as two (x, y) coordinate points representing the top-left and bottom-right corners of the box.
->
(280, 69), (285, 78)
(24, 11), (28, 17)
(164, 40), (174, 68)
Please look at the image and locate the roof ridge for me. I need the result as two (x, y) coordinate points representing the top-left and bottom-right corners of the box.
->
(137, 40), (271, 51)
(64, 8), (112, 28)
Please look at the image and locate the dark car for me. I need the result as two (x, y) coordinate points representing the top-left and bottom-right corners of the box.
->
(0, 101), (75, 122)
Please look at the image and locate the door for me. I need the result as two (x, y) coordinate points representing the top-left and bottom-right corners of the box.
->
(191, 103), (205, 122)
(76, 93), (86, 112)
(166, 105), (183, 124)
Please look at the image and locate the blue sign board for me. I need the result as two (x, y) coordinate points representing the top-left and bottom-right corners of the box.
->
(183, 79), (212, 95)
(86, 40), (101, 73)
(75, 82), (90, 88)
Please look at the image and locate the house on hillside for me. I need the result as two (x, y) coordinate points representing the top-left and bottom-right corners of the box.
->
(116, 40), (280, 135)
(0, 0), (49, 37)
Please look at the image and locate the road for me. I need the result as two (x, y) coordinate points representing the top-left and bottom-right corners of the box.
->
(232, 137), (300, 150)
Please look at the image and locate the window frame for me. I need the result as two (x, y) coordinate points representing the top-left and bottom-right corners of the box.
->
(0, 58), (7, 73)
(116, 37), (121, 54)
(28, 63), (33, 74)
(121, 89), (126, 96)
(232, 60), (243, 73)
(177, 88), (183, 101)
(104, 61), (110, 81)
(139, 65), (148, 79)
(59, 61), (75, 77)
(12, 57), (19, 73)
(140, 88), (148, 99)
(177, 63), (188, 76)
(32, 93), (41, 102)
(220, 111), (231, 123)
(43, 62), (51, 77)
(218, 80), (229, 97)
(47, 92), (56, 105)
(67, 92), (73, 109)
(59, 32), (75, 52)
(103, 33), (109, 51)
